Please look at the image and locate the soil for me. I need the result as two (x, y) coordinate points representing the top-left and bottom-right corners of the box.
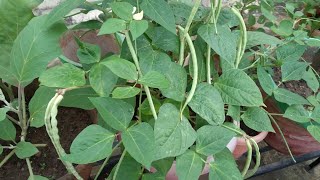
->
(0, 107), (92, 180)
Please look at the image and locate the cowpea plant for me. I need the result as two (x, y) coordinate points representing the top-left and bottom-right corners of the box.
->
(38, 0), (278, 180)
(0, 0), (93, 179)
(3, 0), (319, 180)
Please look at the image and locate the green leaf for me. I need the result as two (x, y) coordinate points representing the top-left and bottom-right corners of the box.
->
(227, 105), (240, 121)
(64, 125), (114, 164)
(241, 107), (274, 132)
(196, 125), (235, 156)
(110, 2), (134, 20)
(39, 63), (86, 88)
(271, 20), (293, 37)
(0, 145), (3, 155)
(303, 68), (319, 93)
(112, 87), (140, 99)
(138, 71), (170, 89)
(307, 125), (320, 143)
(122, 123), (155, 168)
(248, 14), (256, 26)
(281, 61), (308, 82)
(99, 18), (127, 35)
(260, 0), (276, 22)
(29, 86), (56, 127)
(89, 63), (118, 97)
(142, 158), (174, 180)
(0, 107), (9, 122)
(257, 66), (277, 96)
(311, 106), (320, 123)
(139, 51), (187, 101)
(109, 153), (141, 180)
(246, 31), (282, 49)
(273, 88), (309, 105)
(209, 148), (242, 180)
(0, 119), (16, 141)
(154, 103), (196, 160)
(60, 87), (98, 110)
(189, 83), (225, 125)
(90, 97), (134, 131)
(284, 105), (310, 123)
(276, 43), (306, 62)
(130, 20), (149, 40)
(0, 0), (41, 83)
(305, 38), (320, 47)
(28, 175), (49, 180)
(102, 56), (138, 80)
(176, 150), (204, 180)
(198, 24), (237, 65)
(76, 40), (101, 64)
(214, 69), (263, 106)
(15, 142), (39, 159)
(10, 15), (67, 86)
(141, 0), (176, 34)
(151, 27), (179, 54)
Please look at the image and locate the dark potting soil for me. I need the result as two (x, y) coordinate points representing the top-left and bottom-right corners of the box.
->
(0, 107), (92, 180)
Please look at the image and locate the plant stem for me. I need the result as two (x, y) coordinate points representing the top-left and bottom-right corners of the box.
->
(178, 26), (198, 115)
(221, 124), (244, 136)
(21, 87), (27, 141)
(94, 141), (123, 180)
(241, 139), (252, 177)
(266, 112), (296, 163)
(26, 158), (34, 179)
(6, 115), (20, 126)
(0, 150), (16, 168)
(245, 138), (261, 178)
(138, 87), (143, 122)
(124, 31), (158, 120)
(113, 150), (127, 180)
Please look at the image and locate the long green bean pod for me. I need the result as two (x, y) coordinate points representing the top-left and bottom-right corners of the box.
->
(45, 93), (83, 180)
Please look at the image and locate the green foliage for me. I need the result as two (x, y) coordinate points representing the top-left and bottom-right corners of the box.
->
(141, 0), (176, 34)
(39, 63), (86, 88)
(215, 69), (263, 106)
(209, 149), (242, 179)
(64, 125), (114, 164)
(154, 103), (196, 160)
(3, 0), (320, 178)
(15, 142), (39, 159)
(189, 83), (225, 125)
(0, 119), (16, 141)
(241, 107), (274, 132)
(90, 97), (134, 131)
(196, 125), (236, 156)
(122, 123), (155, 168)
(112, 87), (141, 99)
(102, 56), (138, 81)
(176, 150), (204, 180)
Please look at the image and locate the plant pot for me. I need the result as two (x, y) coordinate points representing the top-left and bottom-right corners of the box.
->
(48, 29), (119, 68)
(165, 137), (237, 180)
(264, 97), (320, 155)
(233, 131), (268, 159)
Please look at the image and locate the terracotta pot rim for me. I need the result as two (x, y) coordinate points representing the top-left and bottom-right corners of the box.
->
(236, 131), (269, 145)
